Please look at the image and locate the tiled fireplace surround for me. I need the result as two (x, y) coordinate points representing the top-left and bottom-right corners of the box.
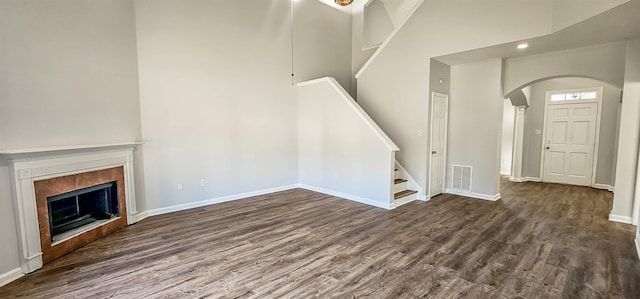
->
(1, 144), (140, 274)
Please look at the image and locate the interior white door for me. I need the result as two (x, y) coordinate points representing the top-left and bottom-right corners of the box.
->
(543, 102), (598, 186)
(429, 93), (448, 197)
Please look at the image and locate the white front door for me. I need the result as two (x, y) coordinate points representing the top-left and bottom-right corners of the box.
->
(543, 102), (598, 186)
(429, 93), (448, 197)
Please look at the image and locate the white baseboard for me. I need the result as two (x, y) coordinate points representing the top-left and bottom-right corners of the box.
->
(593, 184), (615, 192)
(636, 238), (640, 260)
(133, 211), (150, 223)
(510, 177), (541, 183)
(143, 184), (299, 218)
(298, 184), (392, 210)
(0, 268), (23, 288)
(445, 189), (501, 201)
(608, 213), (633, 224)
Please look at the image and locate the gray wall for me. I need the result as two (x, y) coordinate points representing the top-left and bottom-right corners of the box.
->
(0, 0), (141, 276)
(448, 58), (503, 196)
(522, 78), (621, 186)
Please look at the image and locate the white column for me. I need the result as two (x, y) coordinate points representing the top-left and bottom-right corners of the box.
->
(510, 106), (526, 182)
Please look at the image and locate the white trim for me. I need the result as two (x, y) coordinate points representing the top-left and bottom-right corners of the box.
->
(144, 185), (299, 217)
(391, 194), (416, 209)
(512, 177), (541, 182)
(395, 161), (424, 198)
(297, 77), (399, 152)
(298, 184), (392, 210)
(362, 44), (381, 51)
(608, 213), (632, 224)
(428, 92), (449, 199)
(540, 87), (603, 186)
(133, 210), (150, 223)
(0, 142), (143, 155)
(354, 0), (424, 79)
(500, 171), (511, 176)
(445, 189), (501, 201)
(0, 268), (23, 288)
(593, 184), (615, 192)
(608, 186), (616, 192)
(635, 238), (640, 260)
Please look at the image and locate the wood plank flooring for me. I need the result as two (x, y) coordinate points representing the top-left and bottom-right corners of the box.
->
(1, 178), (639, 298)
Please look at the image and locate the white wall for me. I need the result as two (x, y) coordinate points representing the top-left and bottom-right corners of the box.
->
(363, 0), (394, 48)
(135, 0), (353, 211)
(551, 0), (629, 31)
(448, 58), (503, 197)
(0, 0), (141, 277)
(501, 100), (515, 175)
(294, 0), (353, 94)
(298, 78), (396, 207)
(521, 78), (621, 186)
(503, 42), (627, 95)
(357, 0), (554, 194)
(612, 38), (640, 221)
(380, 0), (422, 28)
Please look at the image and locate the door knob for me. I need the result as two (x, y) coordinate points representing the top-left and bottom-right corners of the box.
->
(546, 147), (550, 150)
(432, 151), (436, 154)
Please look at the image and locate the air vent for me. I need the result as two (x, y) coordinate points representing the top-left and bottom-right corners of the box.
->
(452, 165), (472, 192)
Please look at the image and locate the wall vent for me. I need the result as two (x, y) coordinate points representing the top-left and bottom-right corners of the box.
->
(452, 165), (472, 192)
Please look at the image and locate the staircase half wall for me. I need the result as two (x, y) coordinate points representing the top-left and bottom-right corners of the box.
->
(297, 77), (399, 209)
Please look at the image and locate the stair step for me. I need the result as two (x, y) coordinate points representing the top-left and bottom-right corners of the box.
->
(394, 178), (407, 184)
(394, 189), (417, 199)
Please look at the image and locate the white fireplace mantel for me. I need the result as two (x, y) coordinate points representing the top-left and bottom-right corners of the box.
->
(0, 142), (142, 274)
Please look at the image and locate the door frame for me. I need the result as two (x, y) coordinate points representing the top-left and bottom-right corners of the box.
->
(539, 87), (604, 187)
(428, 92), (449, 198)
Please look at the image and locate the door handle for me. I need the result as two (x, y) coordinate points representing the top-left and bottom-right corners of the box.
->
(546, 147), (550, 150)
(432, 151), (436, 154)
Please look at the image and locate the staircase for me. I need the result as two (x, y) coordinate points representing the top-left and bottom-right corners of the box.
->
(392, 165), (418, 208)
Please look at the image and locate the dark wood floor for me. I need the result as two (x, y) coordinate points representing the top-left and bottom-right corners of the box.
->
(1, 179), (639, 298)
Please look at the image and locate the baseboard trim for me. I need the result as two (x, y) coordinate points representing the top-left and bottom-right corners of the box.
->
(445, 189), (501, 201)
(593, 184), (615, 192)
(0, 268), (23, 288)
(510, 177), (541, 183)
(298, 184), (392, 210)
(144, 184), (299, 218)
(133, 211), (150, 223)
(608, 213), (633, 224)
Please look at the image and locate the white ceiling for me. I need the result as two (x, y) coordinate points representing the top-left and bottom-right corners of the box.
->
(435, 0), (640, 65)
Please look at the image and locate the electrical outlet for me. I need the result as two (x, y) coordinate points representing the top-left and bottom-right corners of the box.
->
(200, 179), (206, 187)
(177, 184), (183, 191)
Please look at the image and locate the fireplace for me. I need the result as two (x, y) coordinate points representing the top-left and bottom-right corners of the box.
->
(34, 166), (129, 264)
(47, 182), (119, 242)
(1, 143), (141, 274)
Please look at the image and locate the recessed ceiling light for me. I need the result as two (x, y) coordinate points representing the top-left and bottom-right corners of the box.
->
(517, 43), (529, 49)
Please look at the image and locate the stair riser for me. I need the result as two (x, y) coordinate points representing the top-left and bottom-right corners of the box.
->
(394, 182), (407, 193)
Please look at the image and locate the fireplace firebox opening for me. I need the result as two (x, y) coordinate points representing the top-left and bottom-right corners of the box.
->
(47, 182), (119, 243)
